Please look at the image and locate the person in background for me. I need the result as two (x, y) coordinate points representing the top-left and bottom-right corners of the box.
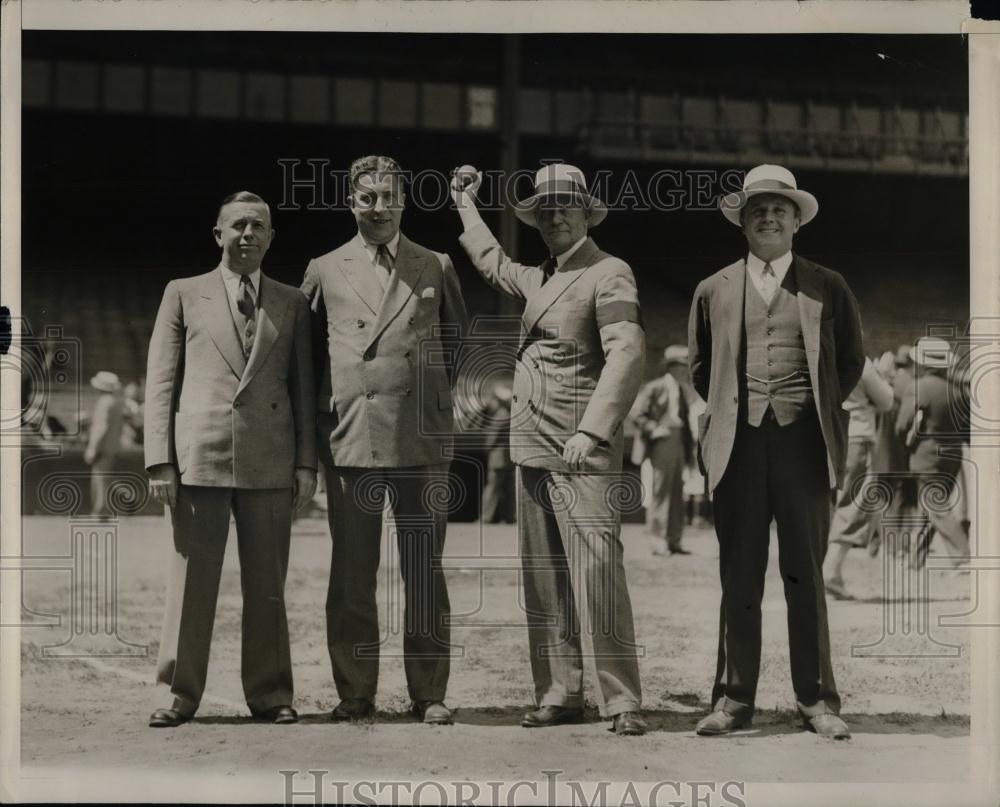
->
(480, 381), (516, 524)
(121, 380), (145, 448)
(84, 371), (125, 517)
(823, 353), (894, 600)
(893, 336), (969, 569)
(630, 345), (694, 556)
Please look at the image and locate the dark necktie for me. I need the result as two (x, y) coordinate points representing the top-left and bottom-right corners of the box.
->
(541, 258), (555, 286)
(236, 275), (257, 358)
(374, 244), (393, 290)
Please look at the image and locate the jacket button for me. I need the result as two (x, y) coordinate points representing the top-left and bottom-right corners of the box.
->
(271, 402), (277, 410)
(233, 401), (241, 408)
(732, 396), (738, 404)
(404, 388), (411, 396)
(512, 395), (518, 403)
(404, 350), (411, 358)
(408, 316), (415, 325)
(357, 319), (366, 328)
(366, 391), (375, 400)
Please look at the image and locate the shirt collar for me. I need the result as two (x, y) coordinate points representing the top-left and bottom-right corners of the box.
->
(553, 236), (588, 269)
(746, 250), (793, 284)
(220, 264), (260, 293)
(358, 231), (401, 263)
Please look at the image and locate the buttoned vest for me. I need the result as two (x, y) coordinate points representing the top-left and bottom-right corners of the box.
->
(741, 270), (813, 426)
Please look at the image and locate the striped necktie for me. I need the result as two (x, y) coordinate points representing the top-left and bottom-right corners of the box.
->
(236, 275), (257, 358)
(759, 261), (777, 305)
(374, 244), (393, 290)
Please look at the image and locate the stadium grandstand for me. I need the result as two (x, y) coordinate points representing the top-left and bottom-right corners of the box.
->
(20, 32), (968, 440)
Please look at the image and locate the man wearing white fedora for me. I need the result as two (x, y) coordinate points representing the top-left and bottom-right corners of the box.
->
(84, 370), (125, 517)
(451, 163), (648, 736)
(688, 164), (864, 739)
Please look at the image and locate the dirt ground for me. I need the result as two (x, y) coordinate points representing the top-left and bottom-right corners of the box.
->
(13, 513), (973, 794)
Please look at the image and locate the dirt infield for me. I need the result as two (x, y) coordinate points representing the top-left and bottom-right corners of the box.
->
(17, 515), (971, 788)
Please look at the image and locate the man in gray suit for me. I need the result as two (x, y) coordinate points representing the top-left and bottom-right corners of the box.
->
(452, 163), (648, 736)
(302, 155), (469, 725)
(688, 165), (864, 740)
(145, 191), (317, 727)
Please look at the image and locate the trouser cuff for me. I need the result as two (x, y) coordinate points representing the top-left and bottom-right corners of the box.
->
(714, 696), (753, 719)
(602, 699), (642, 718)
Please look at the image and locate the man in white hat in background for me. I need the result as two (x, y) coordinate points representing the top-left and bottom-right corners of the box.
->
(892, 336), (969, 568)
(629, 344), (694, 556)
(451, 163), (648, 736)
(84, 370), (125, 517)
(688, 164), (864, 739)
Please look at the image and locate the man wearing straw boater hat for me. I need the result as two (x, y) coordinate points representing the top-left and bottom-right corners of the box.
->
(688, 164), (864, 739)
(452, 163), (647, 736)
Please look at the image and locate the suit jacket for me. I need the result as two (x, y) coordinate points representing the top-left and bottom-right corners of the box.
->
(144, 268), (317, 488)
(459, 223), (645, 473)
(301, 232), (469, 468)
(688, 254), (864, 491)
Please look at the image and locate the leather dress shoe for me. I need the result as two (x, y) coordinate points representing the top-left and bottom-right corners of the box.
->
(805, 713), (851, 740)
(412, 700), (453, 725)
(695, 710), (752, 736)
(669, 547), (692, 556)
(330, 698), (376, 722)
(148, 708), (190, 728)
(612, 711), (648, 736)
(254, 705), (298, 724)
(521, 705), (584, 728)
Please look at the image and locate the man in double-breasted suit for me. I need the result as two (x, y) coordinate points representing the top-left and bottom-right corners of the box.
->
(301, 155), (469, 725)
(688, 165), (864, 740)
(144, 191), (317, 727)
(452, 163), (648, 736)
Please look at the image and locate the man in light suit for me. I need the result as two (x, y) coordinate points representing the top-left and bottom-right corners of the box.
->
(452, 163), (648, 736)
(301, 155), (468, 726)
(688, 165), (864, 739)
(145, 191), (316, 727)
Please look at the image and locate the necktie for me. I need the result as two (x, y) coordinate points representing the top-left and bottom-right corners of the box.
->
(237, 275), (257, 358)
(760, 261), (777, 305)
(540, 258), (555, 287)
(374, 244), (393, 290)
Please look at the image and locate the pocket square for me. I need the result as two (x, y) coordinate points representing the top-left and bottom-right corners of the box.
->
(421, 287), (436, 299)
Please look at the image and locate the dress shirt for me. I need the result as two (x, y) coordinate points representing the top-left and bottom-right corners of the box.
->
(745, 250), (792, 299)
(220, 265), (260, 324)
(554, 236), (588, 269)
(358, 231), (401, 266)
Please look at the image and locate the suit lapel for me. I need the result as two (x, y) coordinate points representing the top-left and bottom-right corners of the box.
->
(199, 267), (247, 379)
(792, 254), (824, 387)
(337, 236), (384, 316)
(238, 274), (288, 393)
(722, 258), (746, 362)
(520, 238), (598, 345)
(369, 233), (425, 347)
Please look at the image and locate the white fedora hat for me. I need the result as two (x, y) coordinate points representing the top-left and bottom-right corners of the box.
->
(90, 371), (121, 393)
(514, 163), (608, 228)
(912, 336), (952, 369)
(720, 164), (819, 227)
